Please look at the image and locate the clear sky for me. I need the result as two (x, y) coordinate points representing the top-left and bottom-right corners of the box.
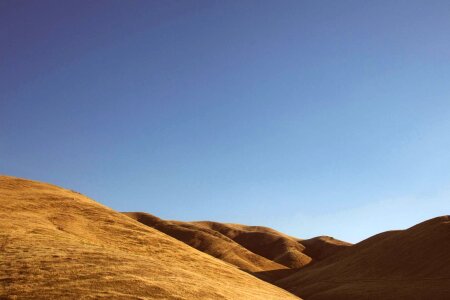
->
(1, 0), (449, 242)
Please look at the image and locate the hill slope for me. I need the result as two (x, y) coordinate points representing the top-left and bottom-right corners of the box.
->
(123, 212), (287, 278)
(0, 175), (299, 299)
(124, 213), (351, 284)
(277, 216), (450, 300)
(193, 221), (313, 268)
(300, 235), (351, 262)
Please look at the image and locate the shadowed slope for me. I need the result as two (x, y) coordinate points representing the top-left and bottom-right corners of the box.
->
(123, 212), (287, 276)
(300, 236), (351, 262)
(277, 216), (450, 300)
(125, 213), (351, 275)
(0, 176), (300, 299)
(194, 221), (313, 268)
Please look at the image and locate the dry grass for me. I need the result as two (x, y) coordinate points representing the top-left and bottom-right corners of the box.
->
(3, 174), (447, 299)
(300, 236), (351, 262)
(0, 175), (299, 299)
(124, 213), (351, 285)
(123, 212), (287, 277)
(277, 216), (450, 299)
(191, 221), (312, 269)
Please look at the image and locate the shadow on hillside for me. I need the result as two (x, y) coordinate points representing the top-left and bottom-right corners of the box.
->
(249, 268), (301, 283)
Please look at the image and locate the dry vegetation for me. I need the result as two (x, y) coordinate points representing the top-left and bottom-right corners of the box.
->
(122, 212), (288, 278)
(124, 212), (351, 283)
(277, 216), (450, 299)
(1, 174), (449, 299)
(0, 175), (299, 299)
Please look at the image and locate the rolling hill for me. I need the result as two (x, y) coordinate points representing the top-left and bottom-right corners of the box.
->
(122, 212), (288, 281)
(277, 215), (450, 299)
(124, 212), (351, 283)
(0, 175), (299, 299)
(2, 174), (448, 300)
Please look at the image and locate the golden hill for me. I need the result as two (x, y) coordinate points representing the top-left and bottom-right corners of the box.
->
(122, 212), (287, 279)
(277, 215), (450, 299)
(0, 175), (299, 299)
(300, 235), (351, 262)
(193, 221), (312, 268)
(124, 212), (351, 283)
(3, 174), (448, 299)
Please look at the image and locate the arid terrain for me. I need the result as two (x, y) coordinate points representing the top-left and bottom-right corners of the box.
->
(1, 175), (449, 299)
(123, 212), (350, 282)
(0, 175), (298, 299)
(277, 215), (450, 299)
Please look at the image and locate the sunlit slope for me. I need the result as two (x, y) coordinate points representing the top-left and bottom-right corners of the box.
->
(278, 216), (450, 300)
(123, 212), (287, 276)
(0, 175), (300, 299)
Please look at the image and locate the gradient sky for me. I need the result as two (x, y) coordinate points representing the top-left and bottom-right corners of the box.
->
(1, 0), (450, 242)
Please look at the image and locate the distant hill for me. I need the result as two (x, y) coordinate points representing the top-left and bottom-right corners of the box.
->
(277, 215), (450, 299)
(124, 212), (351, 282)
(122, 212), (287, 282)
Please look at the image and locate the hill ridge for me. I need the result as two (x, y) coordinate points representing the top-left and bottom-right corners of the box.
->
(0, 175), (300, 299)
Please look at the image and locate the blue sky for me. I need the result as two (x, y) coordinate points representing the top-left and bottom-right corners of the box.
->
(1, 0), (449, 242)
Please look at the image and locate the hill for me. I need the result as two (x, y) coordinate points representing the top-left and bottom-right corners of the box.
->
(124, 213), (351, 282)
(193, 221), (313, 268)
(123, 212), (287, 281)
(0, 175), (299, 299)
(277, 215), (450, 299)
(4, 174), (446, 299)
